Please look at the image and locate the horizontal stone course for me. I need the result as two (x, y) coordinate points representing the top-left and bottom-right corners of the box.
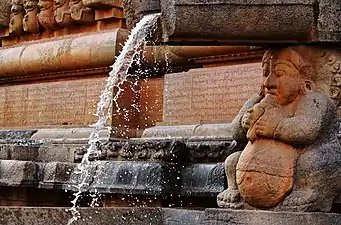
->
(1, 207), (341, 225)
(0, 159), (225, 198)
(125, 0), (341, 43)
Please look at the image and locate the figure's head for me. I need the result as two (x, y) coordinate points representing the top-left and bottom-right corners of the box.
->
(38, 0), (52, 11)
(261, 47), (314, 105)
(24, 0), (38, 11)
(11, 0), (23, 14)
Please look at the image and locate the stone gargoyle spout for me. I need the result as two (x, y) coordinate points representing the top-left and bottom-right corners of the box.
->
(217, 46), (341, 212)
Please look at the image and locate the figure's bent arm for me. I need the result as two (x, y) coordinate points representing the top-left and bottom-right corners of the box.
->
(231, 93), (263, 147)
(274, 94), (335, 145)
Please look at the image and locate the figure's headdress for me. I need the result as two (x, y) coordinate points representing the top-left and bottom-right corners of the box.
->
(262, 47), (314, 81)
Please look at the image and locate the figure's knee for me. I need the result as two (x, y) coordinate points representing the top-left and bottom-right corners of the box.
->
(296, 146), (341, 176)
(225, 151), (242, 172)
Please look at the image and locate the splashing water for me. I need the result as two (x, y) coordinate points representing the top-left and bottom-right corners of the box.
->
(67, 13), (160, 225)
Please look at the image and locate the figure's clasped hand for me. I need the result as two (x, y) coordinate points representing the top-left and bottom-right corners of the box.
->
(242, 105), (265, 132)
(241, 108), (254, 131)
(254, 108), (284, 138)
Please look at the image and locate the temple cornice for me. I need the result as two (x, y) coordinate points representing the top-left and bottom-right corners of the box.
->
(0, 28), (128, 81)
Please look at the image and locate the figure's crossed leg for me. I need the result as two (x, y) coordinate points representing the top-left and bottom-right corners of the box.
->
(217, 151), (244, 209)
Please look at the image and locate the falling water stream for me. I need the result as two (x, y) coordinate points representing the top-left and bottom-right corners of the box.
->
(67, 13), (160, 224)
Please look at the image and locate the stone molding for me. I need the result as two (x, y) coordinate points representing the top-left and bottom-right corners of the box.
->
(73, 138), (237, 163)
(0, 29), (128, 80)
(0, 66), (110, 83)
(143, 45), (258, 67)
(83, 0), (122, 10)
(142, 124), (234, 138)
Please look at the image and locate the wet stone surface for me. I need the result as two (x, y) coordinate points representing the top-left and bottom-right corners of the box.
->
(0, 159), (226, 198)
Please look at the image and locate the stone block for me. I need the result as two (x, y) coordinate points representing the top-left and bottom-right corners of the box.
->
(163, 209), (204, 225)
(40, 162), (76, 189)
(0, 160), (38, 186)
(0, 207), (165, 225)
(139, 77), (164, 129)
(125, 0), (341, 43)
(0, 130), (37, 139)
(94, 7), (124, 20)
(123, 0), (160, 28)
(160, 0), (315, 43)
(181, 163), (225, 197)
(163, 63), (262, 124)
(317, 0), (341, 41)
(0, 77), (106, 128)
(84, 0), (122, 10)
(10, 145), (39, 161)
(203, 209), (341, 225)
(70, 161), (181, 196)
(0, 145), (10, 159)
(37, 144), (76, 162)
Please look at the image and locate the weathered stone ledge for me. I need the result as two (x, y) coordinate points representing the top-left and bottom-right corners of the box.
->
(0, 127), (237, 163)
(142, 124), (234, 138)
(0, 160), (225, 198)
(1, 207), (341, 225)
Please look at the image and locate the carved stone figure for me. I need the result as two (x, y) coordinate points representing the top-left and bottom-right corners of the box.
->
(9, 0), (24, 36)
(0, 0), (12, 28)
(54, 0), (74, 27)
(69, 0), (94, 24)
(23, 0), (39, 32)
(37, 0), (60, 30)
(217, 47), (341, 212)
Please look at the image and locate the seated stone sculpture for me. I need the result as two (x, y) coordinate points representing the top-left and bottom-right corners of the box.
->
(217, 47), (341, 212)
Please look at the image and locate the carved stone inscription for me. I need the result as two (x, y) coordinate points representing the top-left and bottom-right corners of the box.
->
(0, 77), (105, 128)
(163, 63), (263, 124)
(139, 77), (164, 129)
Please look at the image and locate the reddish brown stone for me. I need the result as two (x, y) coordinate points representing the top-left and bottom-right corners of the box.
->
(111, 78), (140, 138)
(23, 0), (39, 33)
(0, 29), (128, 79)
(163, 63), (263, 124)
(111, 77), (164, 138)
(138, 77), (164, 129)
(95, 7), (124, 20)
(0, 76), (106, 128)
(236, 139), (297, 208)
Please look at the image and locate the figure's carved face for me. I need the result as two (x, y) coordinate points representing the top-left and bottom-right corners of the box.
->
(24, 0), (38, 11)
(262, 58), (302, 106)
(11, 0), (23, 13)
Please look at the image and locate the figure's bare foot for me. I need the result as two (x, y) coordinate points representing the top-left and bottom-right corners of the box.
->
(217, 188), (244, 209)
